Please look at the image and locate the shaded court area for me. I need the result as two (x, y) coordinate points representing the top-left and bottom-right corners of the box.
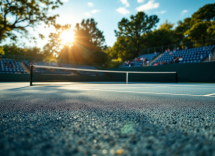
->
(0, 82), (215, 156)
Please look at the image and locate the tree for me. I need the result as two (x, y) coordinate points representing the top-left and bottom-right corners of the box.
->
(185, 3), (215, 46)
(143, 20), (176, 49)
(143, 30), (174, 50)
(174, 18), (192, 44)
(75, 19), (106, 50)
(159, 20), (174, 30)
(191, 3), (215, 24)
(114, 12), (159, 57)
(0, 0), (63, 43)
(108, 36), (135, 61)
(185, 21), (214, 46)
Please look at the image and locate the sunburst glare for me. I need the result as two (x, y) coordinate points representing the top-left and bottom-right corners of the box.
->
(60, 29), (75, 45)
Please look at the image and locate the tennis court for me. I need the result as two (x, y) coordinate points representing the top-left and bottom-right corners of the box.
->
(0, 82), (215, 155)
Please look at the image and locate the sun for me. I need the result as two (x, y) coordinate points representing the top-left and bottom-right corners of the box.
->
(60, 29), (75, 45)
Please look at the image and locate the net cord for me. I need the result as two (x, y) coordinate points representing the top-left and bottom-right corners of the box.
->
(31, 65), (177, 85)
(33, 65), (176, 74)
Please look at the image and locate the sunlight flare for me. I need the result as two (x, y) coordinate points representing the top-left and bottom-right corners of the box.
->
(60, 29), (75, 45)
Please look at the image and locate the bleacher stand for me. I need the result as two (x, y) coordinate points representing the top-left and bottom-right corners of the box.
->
(152, 45), (215, 66)
(0, 59), (27, 74)
(120, 53), (160, 68)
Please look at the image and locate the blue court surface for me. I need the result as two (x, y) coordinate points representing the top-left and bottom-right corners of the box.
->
(0, 82), (215, 156)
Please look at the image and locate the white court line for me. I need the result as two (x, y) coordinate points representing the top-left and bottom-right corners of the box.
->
(168, 85), (197, 86)
(204, 93), (215, 97)
(68, 85), (215, 90)
(64, 88), (215, 97)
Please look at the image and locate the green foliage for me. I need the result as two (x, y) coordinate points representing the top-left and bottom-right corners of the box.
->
(2, 44), (55, 61)
(75, 19), (106, 50)
(107, 36), (136, 61)
(185, 21), (210, 41)
(143, 20), (176, 49)
(110, 20), (176, 60)
(143, 29), (174, 49)
(114, 12), (159, 57)
(185, 21), (215, 46)
(191, 3), (215, 24)
(207, 21), (215, 36)
(0, 0), (63, 43)
(0, 46), (4, 55)
(174, 18), (192, 43)
(159, 20), (174, 30)
(184, 3), (215, 46)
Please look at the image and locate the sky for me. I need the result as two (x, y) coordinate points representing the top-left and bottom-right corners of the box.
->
(3, 0), (215, 49)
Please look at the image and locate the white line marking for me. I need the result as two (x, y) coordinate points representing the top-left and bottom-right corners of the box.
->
(204, 93), (215, 96)
(168, 85), (197, 86)
(64, 88), (215, 97)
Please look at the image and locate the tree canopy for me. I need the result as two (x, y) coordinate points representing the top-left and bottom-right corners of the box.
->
(108, 36), (135, 61)
(75, 19), (106, 51)
(191, 3), (215, 24)
(0, 0), (63, 43)
(114, 12), (159, 57)
(174, 18), (192, 44)
(185, 3), (215, 46)
(143, 20), (176, 48)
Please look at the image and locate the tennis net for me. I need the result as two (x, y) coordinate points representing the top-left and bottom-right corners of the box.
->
(30, 65), (177, 86)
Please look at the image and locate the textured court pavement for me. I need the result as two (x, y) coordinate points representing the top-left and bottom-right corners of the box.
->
(0, 82), (215, 156)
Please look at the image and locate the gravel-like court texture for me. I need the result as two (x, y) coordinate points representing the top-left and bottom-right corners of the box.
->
(0, 82), (215, 156)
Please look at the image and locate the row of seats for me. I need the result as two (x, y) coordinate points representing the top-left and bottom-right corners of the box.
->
(120, 53), (160, 68)
(152, 45), (215, 66)
(0, 59), (27, 74)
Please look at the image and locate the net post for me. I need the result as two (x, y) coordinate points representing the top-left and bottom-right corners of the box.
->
(126, 72), (128, 84)
(175, 72), (178, 83)
(30, 65), (33, 86)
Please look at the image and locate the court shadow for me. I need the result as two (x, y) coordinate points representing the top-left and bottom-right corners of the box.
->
(7, 86), (30, 90)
